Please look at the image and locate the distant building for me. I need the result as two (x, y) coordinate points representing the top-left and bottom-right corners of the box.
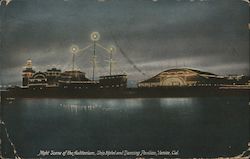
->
(138, 68), (249, 88)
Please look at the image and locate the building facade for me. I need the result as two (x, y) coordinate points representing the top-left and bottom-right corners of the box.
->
(138, 68), (249, 88)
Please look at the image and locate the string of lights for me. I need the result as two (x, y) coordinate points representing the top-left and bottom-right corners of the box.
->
(110, 33), (148, 77)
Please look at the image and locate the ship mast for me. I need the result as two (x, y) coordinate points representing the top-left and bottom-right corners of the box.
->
(72, 52), (75, 71)
(69, 32), (122, 78)
(108, 46), (115, 76)
(92, 40), (96, 80)
(91, 32), (100, 80)
(70, 45), (79, 71)
(109, 51), (112, 75)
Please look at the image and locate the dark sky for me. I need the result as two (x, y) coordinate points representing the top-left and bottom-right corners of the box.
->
(0, 0), (249, 83)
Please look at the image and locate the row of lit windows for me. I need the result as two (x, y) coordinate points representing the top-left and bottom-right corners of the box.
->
(32, 87), (44, 90)
(62, 84), (124, 89)
(0, 85), (12, 88)
(100, 84), (124, 88)
(47, 73), (61, 76)
(101, 76), (126, 80)
(139, 82), (228, 87)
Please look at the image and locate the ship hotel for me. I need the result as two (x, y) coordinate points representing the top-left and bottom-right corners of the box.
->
(22, 59), (128, 90)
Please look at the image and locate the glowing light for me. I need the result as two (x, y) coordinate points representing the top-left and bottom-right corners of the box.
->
(70, 44), (79, 54)
(91, 32), (100, 41)
(109, 45), (116, 54)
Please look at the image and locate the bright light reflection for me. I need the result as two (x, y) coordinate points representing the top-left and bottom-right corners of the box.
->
(160, 98), (194, 107)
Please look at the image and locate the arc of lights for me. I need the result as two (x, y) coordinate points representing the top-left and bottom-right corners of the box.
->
(69, 32), (117, 79)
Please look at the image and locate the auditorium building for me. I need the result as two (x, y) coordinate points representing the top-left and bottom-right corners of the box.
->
(138, 68), (249, 88)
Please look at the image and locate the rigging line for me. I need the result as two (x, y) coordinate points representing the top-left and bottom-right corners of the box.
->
(109, 32), (148, 77)
(78, 44), (93, 53)
(96, 43), (110, 53)
(68, 44), (93, 71)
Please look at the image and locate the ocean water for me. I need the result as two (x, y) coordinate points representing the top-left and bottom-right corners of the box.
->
(1, 97), (249, 158)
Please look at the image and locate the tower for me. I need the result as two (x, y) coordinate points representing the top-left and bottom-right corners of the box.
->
(22, 59), (35, 86)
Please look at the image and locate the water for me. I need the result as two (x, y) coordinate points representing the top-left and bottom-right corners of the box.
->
(1, 97), (249, 158)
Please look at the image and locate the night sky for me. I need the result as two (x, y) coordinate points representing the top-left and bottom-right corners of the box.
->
(0, 0), (249, 84)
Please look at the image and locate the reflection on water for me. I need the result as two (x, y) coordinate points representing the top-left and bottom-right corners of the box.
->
(1, 97), (249, 158)
(160, 98), (194, 106)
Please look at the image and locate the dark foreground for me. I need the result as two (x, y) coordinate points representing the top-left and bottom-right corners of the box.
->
(0, 97), (249, 158)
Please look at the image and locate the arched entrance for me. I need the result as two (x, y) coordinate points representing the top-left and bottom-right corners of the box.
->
(162, 77), (187, 86)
